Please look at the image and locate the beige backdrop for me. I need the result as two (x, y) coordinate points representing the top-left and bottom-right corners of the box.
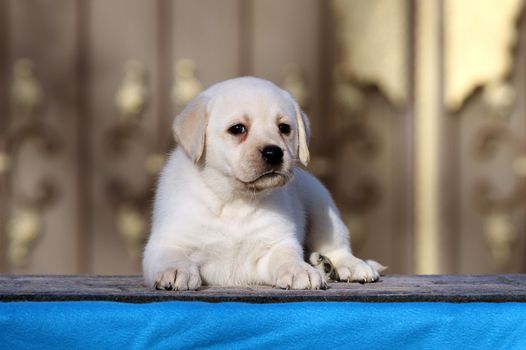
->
(1, 0), (525, 275)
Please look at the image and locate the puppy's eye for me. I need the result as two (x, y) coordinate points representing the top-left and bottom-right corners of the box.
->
(279, 123), (291, 135)
(228, 124), (247, 136)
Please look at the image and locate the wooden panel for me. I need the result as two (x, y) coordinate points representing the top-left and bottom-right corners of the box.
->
(5, 0), (78, 273)
(1, 275), (526, 303)
(88, 0), (160, 274)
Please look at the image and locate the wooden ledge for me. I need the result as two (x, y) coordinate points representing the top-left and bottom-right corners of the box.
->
(1, 274), (525, 303)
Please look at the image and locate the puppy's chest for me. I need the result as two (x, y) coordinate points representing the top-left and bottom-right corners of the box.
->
(207, 206), (280, 241)
(196, 204), (298, 254)
(188, 200), (305, 285)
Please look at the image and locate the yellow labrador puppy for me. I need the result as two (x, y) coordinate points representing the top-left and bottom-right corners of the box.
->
(143, 77), (385, 290)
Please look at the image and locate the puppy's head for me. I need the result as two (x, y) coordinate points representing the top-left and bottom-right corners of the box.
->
(173, 77), (310, 194)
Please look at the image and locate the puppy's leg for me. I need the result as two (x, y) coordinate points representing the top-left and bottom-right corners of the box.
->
(257, 242), (326, 290)
(309, 218), (381, 283)
(299, 172), (386, 283)
(143, 244), (201, 291)
(328, 250), (384, 283)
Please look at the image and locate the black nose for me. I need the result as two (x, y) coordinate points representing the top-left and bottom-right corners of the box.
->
(261, 145), (284, 165)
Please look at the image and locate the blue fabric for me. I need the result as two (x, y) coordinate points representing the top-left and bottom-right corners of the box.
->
(0, 301), (525, 350)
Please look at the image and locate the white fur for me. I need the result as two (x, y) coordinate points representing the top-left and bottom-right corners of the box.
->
(143, 77), (384, 290)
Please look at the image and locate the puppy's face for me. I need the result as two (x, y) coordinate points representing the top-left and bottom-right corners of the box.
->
(173, 77), (310, 194)
(206, 91), (296, 192)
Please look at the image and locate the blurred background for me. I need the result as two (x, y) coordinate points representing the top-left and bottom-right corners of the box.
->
(1, 0), (525, 275)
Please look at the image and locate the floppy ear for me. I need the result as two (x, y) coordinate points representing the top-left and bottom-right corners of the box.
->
(172, 95), (209, 162)
(295, 103), (311, 166)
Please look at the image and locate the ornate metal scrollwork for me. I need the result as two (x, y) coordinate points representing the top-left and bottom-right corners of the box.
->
(330, 1), (391, 249)
(11, 58), (44, 114)
(331, 0), (409, 108)
(282, 64), (309, 109)
(107, 60), (163, 263)
(471, 122), (526, 268)
(107, 58), (204, 261)
(105, 177), (153, 262)
(4, 58), (61, 267)
(445, 0), (524, 111)
(115, 60), (148, 124)
(464, 2), (525, 267)
(0, 153), (9, 175)
(171, 59), (203, 109)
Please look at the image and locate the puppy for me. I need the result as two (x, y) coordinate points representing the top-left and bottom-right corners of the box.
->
(143, 77), (385, 290)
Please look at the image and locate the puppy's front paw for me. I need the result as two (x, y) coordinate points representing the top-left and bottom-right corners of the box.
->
(275, 262), (327, 290)
(154, 264), (202, 291)
(336, 258), (384, 284)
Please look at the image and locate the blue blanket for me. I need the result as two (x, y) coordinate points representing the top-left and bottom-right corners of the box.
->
(1, 301), (525, 349)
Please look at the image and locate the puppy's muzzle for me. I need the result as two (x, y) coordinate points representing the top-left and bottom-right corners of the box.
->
(261, 145), (283, 165)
